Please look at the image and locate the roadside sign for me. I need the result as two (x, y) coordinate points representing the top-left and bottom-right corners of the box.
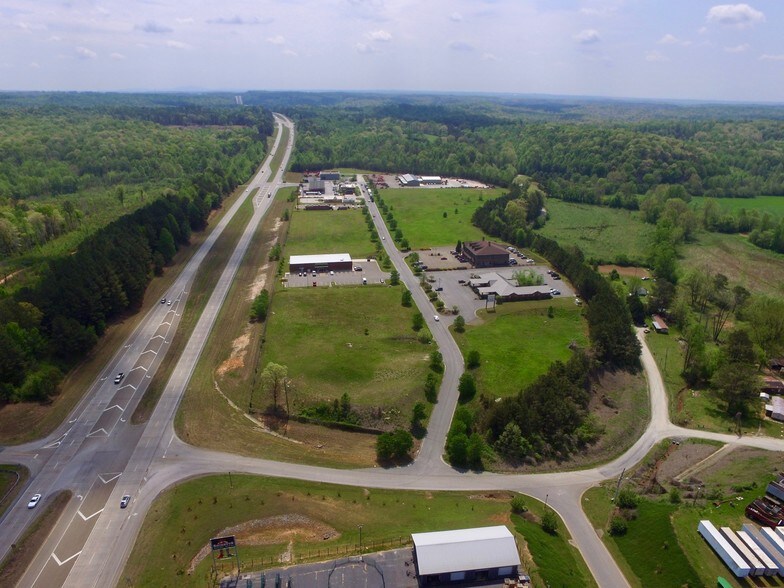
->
(211, 536), (237, 551)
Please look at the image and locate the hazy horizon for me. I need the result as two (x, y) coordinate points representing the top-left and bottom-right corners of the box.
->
(2, 1), (783, 103)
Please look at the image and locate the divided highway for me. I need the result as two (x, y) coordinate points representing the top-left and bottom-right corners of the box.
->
(3, 116), (784, 588)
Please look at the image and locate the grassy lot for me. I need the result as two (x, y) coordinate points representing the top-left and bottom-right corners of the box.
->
(583, 442), (784, 588)
(285, 208), (376, 260)
(537, 200), (654, 265)
(121, 475), (586, 588)
(175, 194), (382, 468)
(0, 465), (29, 520)
(0, 490), (71, 586)
(379, 187), (504, 249)
(643, 331), (784, 437)
(259, 286), (430, 423)
(692, 195), (784, 219)
(511, 502), (597, 588)
(453, 298), (588, 399)
(681, 230), (784, 297)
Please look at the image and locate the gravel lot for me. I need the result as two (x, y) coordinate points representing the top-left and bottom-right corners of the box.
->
(284, 260), (389, 288)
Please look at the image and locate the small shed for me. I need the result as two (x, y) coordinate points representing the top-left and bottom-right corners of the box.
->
(412, 526), (521, 585)
(762, 376), (784, 395)
(765, 396), (784, 422)
(651, 314), (669, 334)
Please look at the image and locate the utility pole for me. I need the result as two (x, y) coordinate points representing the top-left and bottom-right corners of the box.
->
(612, 467), (627, 503)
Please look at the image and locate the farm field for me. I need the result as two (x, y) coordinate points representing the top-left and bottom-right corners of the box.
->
(692, 195), (784, 218)
(681, 230), (784, 297)
(583, 442), (784, 588)
(453, 298), (588, 399)
(259, 286), (430, 427)
(121, 474), (592, 588)
(536, 199), (654, 265)
(379, 187), (504, 249)
(285, 208), (376, 261)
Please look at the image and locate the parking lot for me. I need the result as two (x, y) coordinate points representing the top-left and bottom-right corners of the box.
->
(284, 259), (389, 288)
(423, 264), (575, 325)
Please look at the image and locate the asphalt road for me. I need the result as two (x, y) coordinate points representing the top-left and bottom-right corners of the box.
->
(4, 119), (784, 588)
(0, 114), (295, 588)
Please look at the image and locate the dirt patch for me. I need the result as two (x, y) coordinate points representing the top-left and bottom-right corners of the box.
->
(188, 514), (338, 573)
(597, 265), (650, 279)
(468, 492), (515, 502)
(216, 329), (251, 376)
(654, 443), (720, 485)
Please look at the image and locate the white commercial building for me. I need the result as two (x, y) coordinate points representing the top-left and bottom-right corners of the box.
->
(412, 526), (521, 585)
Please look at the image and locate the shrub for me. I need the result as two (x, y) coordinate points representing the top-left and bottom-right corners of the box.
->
(609, 516), (628, 536)
(510, 495), (528, 514)
(541, 509), (559, 535)
(617, 489), (640, 509)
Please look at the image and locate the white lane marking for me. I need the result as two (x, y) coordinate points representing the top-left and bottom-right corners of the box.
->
(51, 550), (82, 566)
(77, 508), (104, 521)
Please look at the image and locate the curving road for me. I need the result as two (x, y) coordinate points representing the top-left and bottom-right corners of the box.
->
(3, 116), (784, 588)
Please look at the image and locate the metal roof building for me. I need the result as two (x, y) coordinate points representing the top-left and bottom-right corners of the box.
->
(412, 526), (521, 585)
(289, 253), (353, 273)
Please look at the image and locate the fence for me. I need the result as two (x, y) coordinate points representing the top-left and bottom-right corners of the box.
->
(211, 536), (412, 582)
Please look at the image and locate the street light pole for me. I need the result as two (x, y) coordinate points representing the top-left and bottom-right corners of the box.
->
(358, 525), (363, 551)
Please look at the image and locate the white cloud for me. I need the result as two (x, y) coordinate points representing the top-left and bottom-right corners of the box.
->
(706, 4), (765, 28)
(110, 52), (126, 60)
(165, 40), (191, 50)
(207, 16), (269, 26)
(760, 54), (784, 61)
(367, 29), (392, 42)
(724, 44), (748, 53)
(645, 50), (669, 62)
(449, 40), (474, 52)
(75, 46), (97, 59)
(450, 12), (463, 22)
(355, 42), (378, 54)
(481, 52), (497, 61)
(574, 29), (601, 45)
(267, 35), (286, 45)
(136, 20), (173, 34)
(659, 34), (690, 46)
(30, 62), (40, 69)
(176, 18), (194, 25)
(282, 48), (298, 57)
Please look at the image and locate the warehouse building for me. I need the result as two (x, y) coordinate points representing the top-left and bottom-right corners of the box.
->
(420, 175), (442, 185)
(397, 173), (420, 187)
(319, 170), (341, 180)
(411, 526), (521, 585)
(289, 253), (352, 274)
(462, 240), (510, 268)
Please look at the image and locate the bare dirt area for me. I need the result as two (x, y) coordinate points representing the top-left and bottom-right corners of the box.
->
(654, 443), (722, 485)
(216, 329), (251, 376)
(597, 265), (650, 279)
(188, 514), (338, 573)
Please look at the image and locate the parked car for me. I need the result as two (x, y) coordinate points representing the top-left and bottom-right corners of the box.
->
(354, 266), (362, 271)
(27, 494), (41, 509)
(120, 494), (131, 509)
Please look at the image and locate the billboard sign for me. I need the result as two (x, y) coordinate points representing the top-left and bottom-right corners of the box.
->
(210, 536), (237, 551)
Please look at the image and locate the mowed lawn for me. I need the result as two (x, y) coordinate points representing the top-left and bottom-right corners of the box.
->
(380, 187), (504, 249)
(537, 200), (654, 265)
(122, 475), (586, 588)
(454, 299), (588, 398)
(260, 286), (429, 416)
(285, 208), (375, 261)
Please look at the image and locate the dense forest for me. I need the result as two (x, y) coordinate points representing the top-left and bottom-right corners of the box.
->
(0, 97), (273, 403)
(0, 104), (273, 260)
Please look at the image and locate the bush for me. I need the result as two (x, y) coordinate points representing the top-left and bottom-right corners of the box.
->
(510, 495), (528, 514)
(453, 315), (466, 333)
(541, 509), (559, 535)
(609, 516), (628, 536)
(458, 373), (477, 402)
(424, 373), (438, 403)
(250, 289), (270, 322)
(376, 429), (414, 461)
(617, 489), (640, 509)
(669, 487), (682, 504)
(466, 349), (480, 369)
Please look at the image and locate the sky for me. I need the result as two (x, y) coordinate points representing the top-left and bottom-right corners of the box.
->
(1, 0), (783, 103)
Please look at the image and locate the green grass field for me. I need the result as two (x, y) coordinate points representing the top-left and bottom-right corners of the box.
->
(681, 230), (784, 297)
(692, 195), (784, 218)
(259, 286), (430, 426)
(121, 475), (589, 588)
(453, 299), (588, 399)
(285, 208), (376, 261)
(537, 200), (654, 265)
(379, 187), (504, 249)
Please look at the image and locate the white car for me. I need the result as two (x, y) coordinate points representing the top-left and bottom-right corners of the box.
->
(27, 494), (41, 509)
(120, 494), (131, 509)
(434, 315), (440, 322)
